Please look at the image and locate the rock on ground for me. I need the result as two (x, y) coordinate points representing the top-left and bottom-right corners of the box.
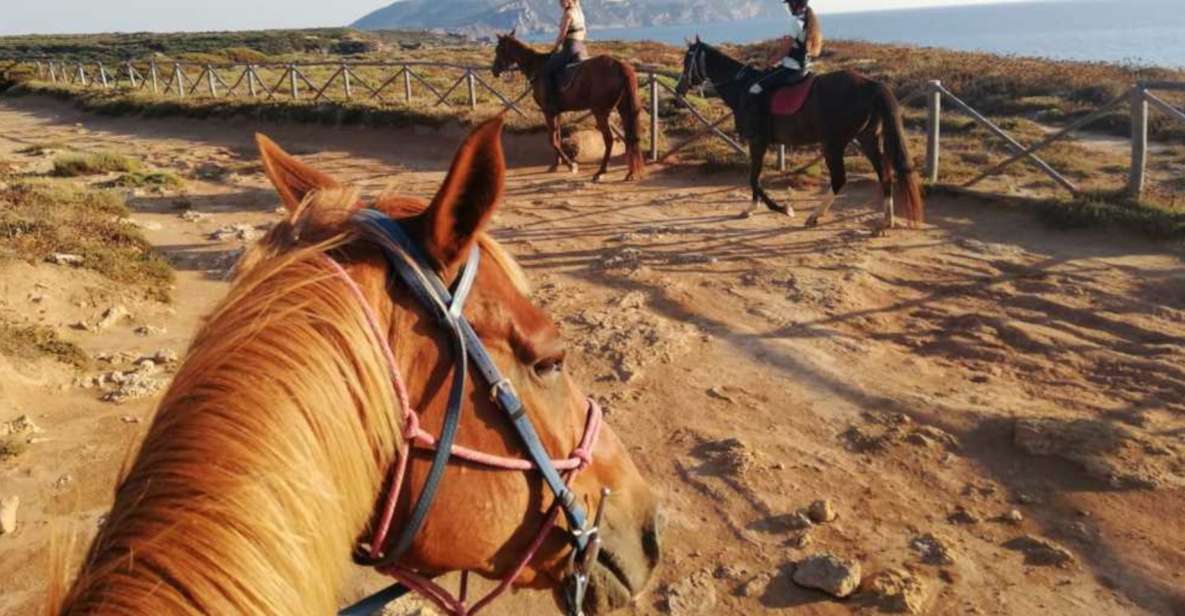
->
(868, 568), (928, 614)
(792, 552), (862, 598)
(1004, 535), (1076, 567)
(664, 569), (717, 615)
(1, 415), (43, 439)
(46, 253), (83, 266)
(1014, 417), (1177, 489)
(0, 495), (18, 535)
(911, 533), (958, 566)
(96, 305), (129, 331)
(808, 499), (838, 523)
(210, 223), (262, 242)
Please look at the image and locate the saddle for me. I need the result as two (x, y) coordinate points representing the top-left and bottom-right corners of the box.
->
(769, 74), (817, 117)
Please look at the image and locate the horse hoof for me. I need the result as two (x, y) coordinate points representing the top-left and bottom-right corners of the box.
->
(547, 165), (560, 174)
(784, 207), (795, 218)
(624, 173), (635, 182)
(591, 174), (603, 184)
(805, 215), (819, 228)
(570, 164), (580, 174)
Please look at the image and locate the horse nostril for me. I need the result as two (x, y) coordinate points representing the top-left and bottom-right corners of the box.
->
(641, 510), (662, 569)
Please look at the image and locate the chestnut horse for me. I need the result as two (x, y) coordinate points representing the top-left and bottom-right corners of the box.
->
(50, 118), (659, 615)
(675, 40), (924, 230)
(492, 31), (645, 182)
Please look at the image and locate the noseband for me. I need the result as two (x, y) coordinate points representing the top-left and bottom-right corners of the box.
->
(336, 209), (604, 616)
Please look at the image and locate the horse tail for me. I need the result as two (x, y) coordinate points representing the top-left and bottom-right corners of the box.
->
(616, 61), (646, 180)
(872, 81), (924, 225)
(804, 7), (824, 58)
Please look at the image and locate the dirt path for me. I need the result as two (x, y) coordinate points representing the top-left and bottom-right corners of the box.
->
(2, 95), (1184, 616)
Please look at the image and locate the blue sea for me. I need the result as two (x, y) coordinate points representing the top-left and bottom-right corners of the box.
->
(574, 0), (1185, 69)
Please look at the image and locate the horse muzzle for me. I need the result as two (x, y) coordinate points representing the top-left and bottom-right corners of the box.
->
(568, 504), (662, 614)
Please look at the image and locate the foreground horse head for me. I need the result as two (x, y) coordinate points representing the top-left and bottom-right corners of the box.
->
(52, 118), (659, 615)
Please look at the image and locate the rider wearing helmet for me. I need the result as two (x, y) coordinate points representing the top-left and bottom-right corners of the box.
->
(541, 0), (589, 114)
(737, 0), (816, 140)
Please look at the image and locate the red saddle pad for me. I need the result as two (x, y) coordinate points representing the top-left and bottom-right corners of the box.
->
(770, 75), (817, 117)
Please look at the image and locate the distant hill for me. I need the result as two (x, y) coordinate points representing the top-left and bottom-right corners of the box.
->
(352, 0), (782, 38)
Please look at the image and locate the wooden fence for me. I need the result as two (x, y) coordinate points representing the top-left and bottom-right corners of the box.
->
(918, 79), (1185, 198)
(10, 58), (1185, 199)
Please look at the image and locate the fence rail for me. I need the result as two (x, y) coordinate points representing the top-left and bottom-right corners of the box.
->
(8, 57), (1185, 199)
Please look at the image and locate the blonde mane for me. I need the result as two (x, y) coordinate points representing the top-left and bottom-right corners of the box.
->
(51, 187), (533, 615)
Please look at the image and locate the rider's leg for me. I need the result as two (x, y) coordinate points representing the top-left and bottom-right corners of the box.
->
(540, 51), (567, 114)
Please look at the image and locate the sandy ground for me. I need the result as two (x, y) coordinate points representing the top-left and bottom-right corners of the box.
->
(1, 95), (1184, 616)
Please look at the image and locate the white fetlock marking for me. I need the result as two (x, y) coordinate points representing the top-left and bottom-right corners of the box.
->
(884, 195), (895, 228)
(785, 206), (795, 218)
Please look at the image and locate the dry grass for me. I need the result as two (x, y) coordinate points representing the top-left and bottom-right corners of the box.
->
(0, 179), (173, 301)
(99, 170), (185, 191)
(0, 435), (30, 461)
(52, 150), (142, 176)
(0, 320), (90, 369)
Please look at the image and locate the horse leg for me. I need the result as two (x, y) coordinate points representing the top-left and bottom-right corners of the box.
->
(806, 142), (847, 227)
(592, 111), (613, 183)
(553, 113), (579, 175)
(546, 114), (563, 173)
(857, 131), (895, 232)
(747, 138), (792, 218)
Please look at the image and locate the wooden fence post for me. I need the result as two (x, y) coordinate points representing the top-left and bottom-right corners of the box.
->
(466, 70), (477, 109)
(77, 63), (86, 86)
(403, 67), (412, 102)
(48, 61), (57, 83)
(247, 66), (258, 97)
(1128, 86), (1149, 198)
(98, 63), (109, 88)
(206, 65), (218, 97)
(127, 62), (138, 88)
(925, 80), (942, 183)
(649, 73), (660, 162)
(342, 65), (352, 100)
(174, 63), (185, 98)
(35, 61), (43, 79)
(777, 145), (787, 172)
(149, 61), (159, 94)
(289, 65), (299, 98)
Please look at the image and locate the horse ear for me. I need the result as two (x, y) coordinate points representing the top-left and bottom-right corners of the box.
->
(695, 34), (701, 44)
(420, 117), (506, 268)
(509, 27), (517, 37)
(256, 133), (342, 213)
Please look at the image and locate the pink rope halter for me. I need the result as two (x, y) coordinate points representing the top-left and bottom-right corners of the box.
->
(323, 255), (603, 615)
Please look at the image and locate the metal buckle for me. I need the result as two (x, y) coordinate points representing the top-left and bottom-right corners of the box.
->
(489, 378), (517, 403)
(564, 488), (611, 616)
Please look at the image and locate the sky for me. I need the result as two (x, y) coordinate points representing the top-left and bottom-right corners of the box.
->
(0, 0), (1055, 36)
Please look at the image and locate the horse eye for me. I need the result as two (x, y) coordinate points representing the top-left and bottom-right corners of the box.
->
(533, 355), (565, 379)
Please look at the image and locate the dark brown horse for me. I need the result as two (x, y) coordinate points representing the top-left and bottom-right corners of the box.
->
(493, 31), (645, 182)
(675, 40), (924, 230)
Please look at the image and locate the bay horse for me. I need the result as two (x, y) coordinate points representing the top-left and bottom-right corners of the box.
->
(49, 118), (660, 616)
(675, 40), (924, 230)
(492, 30), (645, 183)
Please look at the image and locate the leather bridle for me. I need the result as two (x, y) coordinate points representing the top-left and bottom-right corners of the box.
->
(678, 43), (754, 98)
(336, 208), (606, 616)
